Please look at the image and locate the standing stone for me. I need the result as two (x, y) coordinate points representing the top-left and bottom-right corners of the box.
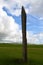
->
(21, 6), (27, 62)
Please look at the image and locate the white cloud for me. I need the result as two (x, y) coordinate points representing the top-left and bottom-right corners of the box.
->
(0, 0), (43, 17)
(2, 0), (43, 17)
(11, 9), (21, 16)
(2, 0), (30, 16)
(39, 17), (43, 20)
(27, 31), (43, 44)
(0, 5), (22, 43)
(29, 0), (43, 17)
(0, 0), (22, 43)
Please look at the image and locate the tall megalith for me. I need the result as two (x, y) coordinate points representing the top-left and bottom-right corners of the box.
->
(21, 6), (27, 62)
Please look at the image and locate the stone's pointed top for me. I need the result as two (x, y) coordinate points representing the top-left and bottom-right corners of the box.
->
(22, 6), (26, 14)
(22, 6), (25, 11)
(22, 6), (24, 9)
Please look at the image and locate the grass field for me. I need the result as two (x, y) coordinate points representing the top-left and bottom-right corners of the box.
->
(0, 43), (43, 65)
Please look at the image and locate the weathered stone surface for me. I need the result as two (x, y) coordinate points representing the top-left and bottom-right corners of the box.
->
(21, 6), (27, 62)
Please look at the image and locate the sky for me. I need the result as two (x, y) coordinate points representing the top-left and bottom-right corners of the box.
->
(0, 0), (43, 44)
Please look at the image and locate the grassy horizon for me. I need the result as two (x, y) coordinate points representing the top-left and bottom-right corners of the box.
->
(0, 43), (43, 65)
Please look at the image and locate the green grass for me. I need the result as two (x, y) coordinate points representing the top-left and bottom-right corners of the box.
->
(0, 43), (43, 65)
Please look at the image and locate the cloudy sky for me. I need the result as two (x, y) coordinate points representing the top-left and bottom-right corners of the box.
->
(0, 0), (43, 44)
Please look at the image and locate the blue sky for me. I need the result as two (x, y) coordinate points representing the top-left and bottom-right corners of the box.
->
(0, 0), (43, 44)
(3, 6), (43, 34)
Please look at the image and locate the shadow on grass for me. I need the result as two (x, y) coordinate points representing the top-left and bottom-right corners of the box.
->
(0, 58), (28, 65)
(7, 58), (24, 65)
(0, 58), (43, 65)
